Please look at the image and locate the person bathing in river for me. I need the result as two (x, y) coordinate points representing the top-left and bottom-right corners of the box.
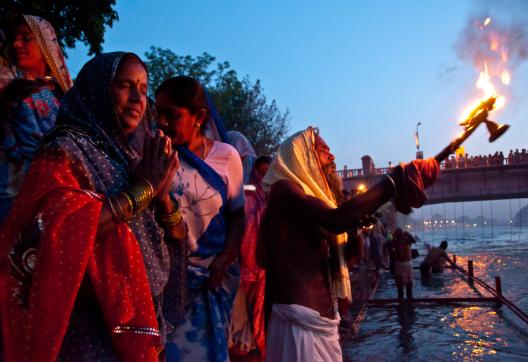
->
(393, 228), (416, 299)
(420, 240), (450, 278)
(257, 127), (439, 361)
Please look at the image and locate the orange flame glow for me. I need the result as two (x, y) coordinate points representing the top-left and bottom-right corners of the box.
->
(479, 17), (492, 30)
(476, 64), (496, 99)
(501, 71), (511, 85)
(460, 18), (510, 122)
(489, 37), (499, 51)
(357, 184), (367, 193)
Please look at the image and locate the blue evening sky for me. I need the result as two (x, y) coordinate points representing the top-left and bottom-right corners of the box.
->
(66, 0), (528, 170)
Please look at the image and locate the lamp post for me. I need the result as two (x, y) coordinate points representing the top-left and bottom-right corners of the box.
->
(415, 122), (423, 159)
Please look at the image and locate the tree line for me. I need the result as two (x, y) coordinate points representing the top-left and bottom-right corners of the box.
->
(1, 1), (290, 155)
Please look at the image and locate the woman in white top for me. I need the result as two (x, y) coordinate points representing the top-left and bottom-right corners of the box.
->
(155, 76), (245, 362)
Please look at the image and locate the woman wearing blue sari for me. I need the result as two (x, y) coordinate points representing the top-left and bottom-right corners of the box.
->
(156, 76), (246, 361)
(0, 15), (73, 222)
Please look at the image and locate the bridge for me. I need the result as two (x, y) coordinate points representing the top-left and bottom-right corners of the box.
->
(339, 155), (528, 205)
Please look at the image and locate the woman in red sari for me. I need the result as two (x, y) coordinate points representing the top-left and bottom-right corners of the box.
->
(0, 52), (185, 361)
(230, 156), (272, 359)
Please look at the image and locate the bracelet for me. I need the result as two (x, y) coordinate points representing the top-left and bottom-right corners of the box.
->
(121, 192), (134, 215)
(143, 178), (155, 196)
(108, 195), (132, 222)
(115, 194), (132, 222)
(107, 196), (121, 222)
(125, 179), (154, 213)
(159, 208), (184, 228)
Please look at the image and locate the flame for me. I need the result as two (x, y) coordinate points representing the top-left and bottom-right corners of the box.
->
(460, 16), (511, 122)
(460, 66), (506, 121)
(501, 71), (510, 85)
(476, 64), (496, 99)
(489, 33), (500, 51)
(500, 49), (508, 63)
(495, 95), (506, 108)
(479, 17), (492, 30)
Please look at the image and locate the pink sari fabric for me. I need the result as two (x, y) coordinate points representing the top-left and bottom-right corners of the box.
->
(238, 167), (267, 357)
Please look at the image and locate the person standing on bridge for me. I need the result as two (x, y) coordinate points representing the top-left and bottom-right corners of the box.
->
(257, 127), (439, 362)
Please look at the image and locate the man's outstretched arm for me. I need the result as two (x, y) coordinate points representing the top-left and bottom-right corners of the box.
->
(269, 177), (395, 234)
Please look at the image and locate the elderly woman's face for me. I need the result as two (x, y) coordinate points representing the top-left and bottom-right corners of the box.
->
(11, 23), (46, 75)
(110, 58), (148, 135)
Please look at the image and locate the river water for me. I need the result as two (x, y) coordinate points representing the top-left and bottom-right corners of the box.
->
(342, 226), (528, 361)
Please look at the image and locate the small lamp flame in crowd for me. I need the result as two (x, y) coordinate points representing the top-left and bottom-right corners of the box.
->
(356, 184), (367, 193)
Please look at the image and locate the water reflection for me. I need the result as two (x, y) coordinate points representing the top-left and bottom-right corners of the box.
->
(397, 304), (416, 355)
(342, 226), (528, 361)
(450, 306), (499, 360)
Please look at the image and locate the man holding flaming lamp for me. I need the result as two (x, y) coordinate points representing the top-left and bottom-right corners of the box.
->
(255, 82), (509, 360)
(256, 127), (439, 361)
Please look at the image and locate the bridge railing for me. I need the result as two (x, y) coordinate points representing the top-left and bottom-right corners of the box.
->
(338, 167), (392, 178)
(338, 155), (528, 179)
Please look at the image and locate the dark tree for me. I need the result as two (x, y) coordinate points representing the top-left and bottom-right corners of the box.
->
(145, 47), (290, 155)
(0, 0), (118, 55)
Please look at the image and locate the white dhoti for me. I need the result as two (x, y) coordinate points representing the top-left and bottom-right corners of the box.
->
(265, 304), (342, 362)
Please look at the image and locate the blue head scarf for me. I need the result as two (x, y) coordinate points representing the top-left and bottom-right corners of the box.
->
(48, 51), (170, 302)
(56, 52), (151, 164)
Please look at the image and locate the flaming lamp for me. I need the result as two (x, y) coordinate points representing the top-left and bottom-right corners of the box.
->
(434, 96), (510, 163)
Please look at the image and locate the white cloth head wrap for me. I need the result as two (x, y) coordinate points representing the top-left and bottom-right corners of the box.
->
(262, 127), (352, 301)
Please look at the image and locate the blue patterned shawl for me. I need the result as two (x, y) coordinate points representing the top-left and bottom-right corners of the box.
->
(51, 52), (170, 296)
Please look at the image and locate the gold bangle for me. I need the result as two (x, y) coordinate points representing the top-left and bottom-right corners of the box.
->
(114, 195), (131, 222)
(121, 192), (134, 215)
(142, 178), (155, 197)
(159, 208), (183, 227)
(107, 196), (120, 222)
(126, 179), (154, 213)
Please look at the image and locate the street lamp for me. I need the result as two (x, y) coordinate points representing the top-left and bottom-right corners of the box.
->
(415, 122), (423, 159)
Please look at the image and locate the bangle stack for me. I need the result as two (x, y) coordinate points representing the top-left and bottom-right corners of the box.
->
(126, 179), (154, 212)
(108, 194), (132, 222)
(107, 196), (123, 222)
(107, 179), (155, 223)
(158, 200), (184, 228)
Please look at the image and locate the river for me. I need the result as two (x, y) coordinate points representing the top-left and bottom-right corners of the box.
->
(342, 226), (528, 361)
